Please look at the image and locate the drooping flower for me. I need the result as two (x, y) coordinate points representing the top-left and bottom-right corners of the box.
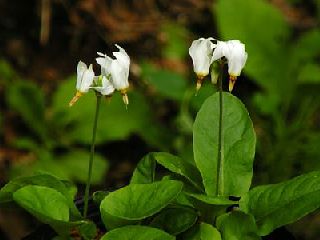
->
(93, 76), (115, 96)
(96, 45), (130, 105)
(212, 40), (247, 91)
(69, 61), (95, 106)
(189, 38), (216, 90)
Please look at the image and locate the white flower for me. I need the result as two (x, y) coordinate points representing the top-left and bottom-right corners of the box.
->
(69, 61), (95, 106)
(212, 40), (247, 91)
(189, 38), (216, 78)
(76, 61), (95, 93)
(93, 76), (115, 96)
(109, 44), (130, 91)
(212, 40), (247, 77)
(96, 52), (112, 77)
(96, 45), (130, 105)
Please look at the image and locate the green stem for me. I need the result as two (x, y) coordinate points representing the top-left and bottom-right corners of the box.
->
(83, 94), (102, 218)
(216, 63), (224, 196)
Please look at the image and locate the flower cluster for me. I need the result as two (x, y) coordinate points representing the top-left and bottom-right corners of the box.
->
(189, 38), (247, 92)
(69, 45), (130, 107)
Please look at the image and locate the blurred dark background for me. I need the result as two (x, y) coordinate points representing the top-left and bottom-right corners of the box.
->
(0, 0), (319, 239)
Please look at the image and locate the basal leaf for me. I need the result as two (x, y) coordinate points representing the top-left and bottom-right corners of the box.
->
(217, 211), (261, 240)
(13, 185), (69, 222)
(130, 153), (156, 184)
(101, 225), (175, 240)
(150, 206), (198, 235)
(240, 171), (320, 236)
(100, 180), (183, 229)
(193, 93), (256, 196)
(183, 223), (221, 240)
(0, 173), (80, 218)
(152, 152), (204, 191)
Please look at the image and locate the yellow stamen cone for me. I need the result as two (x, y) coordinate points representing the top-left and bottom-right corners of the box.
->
(196, 75), (205, 92)
(69, 91), (83, 107)
(229, 75), (237, 92)
(120, 89), (129, 106)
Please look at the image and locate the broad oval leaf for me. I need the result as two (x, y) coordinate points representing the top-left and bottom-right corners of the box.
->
(100, 180), (183, 221)
(193, 92), (256, 196)
(0, 173), (80, 218)
(240, 171), (320, 236)
(153, 152), (204, 192)
(101, 225), (175, 240)
(217, 211), (260, 240)
(150, 207), (198, 235)
(13, 185), (69, 222)
(183, 223), (221, 240)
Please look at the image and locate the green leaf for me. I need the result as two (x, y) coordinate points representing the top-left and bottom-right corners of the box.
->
(141, 63), (187, 101)
(0, 59), (18, 84)
(193, 93), (256, 196)
(0, 173), (80, 218)
(199, 223), (222, 240)
(100, 180), (183, 229)
(101, 225), (175, 240)
(93, 191), (109, 205)
(217, 211), (260, 240)
(13, 185), (71, 235)
(240, 171), (320, 236)
(298, 63), (320, 84)
(78, 221), (97, 240)
(13, 185), (69, 221)
(58, 151), (108, 184)
(130, 154), (156, 184)
(150, 206), (198, 235)
(6, 81), (47, 140)
(185, 192), (237, 205)
(183, 223), (221, 240)
(153, 152), (204, 192)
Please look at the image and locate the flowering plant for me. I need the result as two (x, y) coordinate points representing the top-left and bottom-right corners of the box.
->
(0, 39), (320, 240)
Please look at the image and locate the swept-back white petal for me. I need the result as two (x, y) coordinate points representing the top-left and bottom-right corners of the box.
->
(78, 64), (94, 93)
(110, 45), (130, 90)
(189, 38), (215, 77)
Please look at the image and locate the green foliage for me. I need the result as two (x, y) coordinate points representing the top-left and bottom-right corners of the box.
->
(13, 185), (70, 222)
(183, 223), (221, 240)
(141, 63), (187, 101)
(7, 80), (47, 141)
(216, 0), (320, 184)
(193, 92), (256, 196)
(100, 180), (183, 228)
(150, 206), (198, 235)
(101, 225), (175, 240)
(161, 22), (189, 60)
(217, 211), (260, 240)
(240, 171), (320, 236)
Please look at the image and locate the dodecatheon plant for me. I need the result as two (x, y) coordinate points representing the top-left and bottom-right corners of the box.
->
(69, 61), (95, 106)
(189, 38), (216, 91)
(96, 45), (130, 105)
(212, 40), (248, 92)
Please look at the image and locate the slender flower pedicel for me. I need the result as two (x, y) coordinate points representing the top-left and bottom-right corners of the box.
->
(212, 40), (247, 91)
(189, 38), (216, 91)
(69, 61), (95, 106)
